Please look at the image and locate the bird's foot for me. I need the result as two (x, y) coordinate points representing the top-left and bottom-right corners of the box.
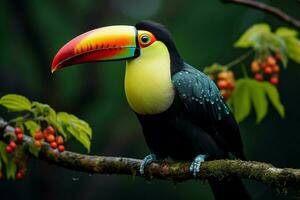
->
(139, 154), (157, 176)
(190, 154), (207, 177)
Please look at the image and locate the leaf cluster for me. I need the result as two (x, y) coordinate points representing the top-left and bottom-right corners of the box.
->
(235, 23), (300, 66)
(0, 94), (92, 152)
(230, 79), (284, 123)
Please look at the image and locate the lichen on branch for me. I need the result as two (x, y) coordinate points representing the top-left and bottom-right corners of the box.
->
(1, 118), (300, 192)
(23, 135), (300, 192)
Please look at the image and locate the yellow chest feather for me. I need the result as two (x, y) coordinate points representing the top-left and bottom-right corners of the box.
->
(125, 42), (175, 115)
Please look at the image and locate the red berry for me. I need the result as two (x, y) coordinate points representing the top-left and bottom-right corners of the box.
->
(14, 127), (22, 135)
(267, 56), (276, 66)
(9, 141), (17, 150)
(272, 65), (280, 73)
(5, 145), (13, 153)
(255, 74), (263, 81)
(16, 134), (24, 142)
(15, 171), (24, 180)
(46, 126), (55, 135)
(270, 76), (279, 85)
(217, 80), (228, 89)
(223, 93), (231, 100)
(260, 62), (267, 69)
(50, 142), (57, 149)
(227, 71), (234, 79)
(34, 130), (43, 140)
(227, 81), (235, 90)
(220, 90), (231, 100)
(218, 72), (229, 80)
(47, 135), (55, 143)
(58, 145), (65, 152)
(43, 130), (49, 139)
(34, 140), (42, 148)
(56, 136), (64, 145)
(251, 61), (260, 73)
(264, 66), (273, 75)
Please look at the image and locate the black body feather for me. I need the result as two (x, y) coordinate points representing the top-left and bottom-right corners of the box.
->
(135, 20), (250, 200)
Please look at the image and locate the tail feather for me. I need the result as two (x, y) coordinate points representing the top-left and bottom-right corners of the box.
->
(209, 176), (251, 200)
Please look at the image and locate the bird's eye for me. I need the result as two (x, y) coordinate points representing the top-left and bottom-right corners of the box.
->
(140, 34), (151, 45)
(138, 32), (156, 48)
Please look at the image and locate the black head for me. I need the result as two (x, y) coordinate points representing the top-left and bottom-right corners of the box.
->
(135, 20), (183, 74)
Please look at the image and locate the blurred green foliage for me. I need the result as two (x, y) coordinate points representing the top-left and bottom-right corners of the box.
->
(0, 0), (300, 199)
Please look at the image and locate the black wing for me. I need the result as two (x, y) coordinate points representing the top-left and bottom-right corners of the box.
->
(172, 63), (245, 159)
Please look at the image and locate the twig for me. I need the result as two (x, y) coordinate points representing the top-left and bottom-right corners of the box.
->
(225, 50), (253, 69)
(223, 0), (300, 29)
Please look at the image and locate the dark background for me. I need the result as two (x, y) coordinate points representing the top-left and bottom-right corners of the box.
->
(0, 0), (300, 199)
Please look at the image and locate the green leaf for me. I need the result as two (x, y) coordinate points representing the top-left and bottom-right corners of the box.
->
(279, 49), (289, 68)
(282, 36), (300, 64)
(32, 101), (55, 117)
(0, 94), (31, 112)
(5, 159), (16, 179)
(31, 101), (68, 138)
(57, 112), (92, 152)
(235, 23), (271, 48)
(46, 107), (57, 125)
(0, 142), (17, 179)
(52, 121), (69, 139)
(0, 141), (8, 164)
(24, 120), (39, 137)
(249, 81), (268, 123)
(66, 125), (91, 152)
(275, 27), (300, 64)
(275, 27), (298, 38)
(232, 79), (252, 123)
(268, 35), (289, 68)
(29, 144), (40, 157)
(203, 63), (224, 74)
(262, 82), (285, 118)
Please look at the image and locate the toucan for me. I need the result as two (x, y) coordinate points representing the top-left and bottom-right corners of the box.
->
(51, 20), (250, 200)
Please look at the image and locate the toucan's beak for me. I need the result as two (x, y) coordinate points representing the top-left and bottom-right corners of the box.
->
(51, 25), (139, 73)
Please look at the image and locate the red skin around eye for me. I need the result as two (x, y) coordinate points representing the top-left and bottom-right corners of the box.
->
(138, 33), (156, 48)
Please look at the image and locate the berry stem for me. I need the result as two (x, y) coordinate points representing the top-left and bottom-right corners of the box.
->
(7, 116), (46, 125)
(242, 64), (249, 78)
(225, 50), (253, 69)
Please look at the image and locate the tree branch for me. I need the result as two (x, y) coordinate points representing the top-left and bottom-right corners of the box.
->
(222, 0), (300, 29)
(22, 135), (300, 191)
(1, 120), (300, 192)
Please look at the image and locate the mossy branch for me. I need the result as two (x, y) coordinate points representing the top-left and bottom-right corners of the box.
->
(1, 120), (300, 192)
(24, 135), (300, 192)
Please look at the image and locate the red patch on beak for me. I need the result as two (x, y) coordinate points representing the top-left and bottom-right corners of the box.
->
(51, 30), (93, 72)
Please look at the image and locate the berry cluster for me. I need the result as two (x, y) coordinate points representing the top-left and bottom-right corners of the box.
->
(2, 127), (27, 180)
(216, 71), (236, 100)
(1, 126), (66, 180)
(35, 126), (65, 152)
(5, 141), (17, 154)
(251, 55), (281, 85)
(5, 127), (24, 154)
